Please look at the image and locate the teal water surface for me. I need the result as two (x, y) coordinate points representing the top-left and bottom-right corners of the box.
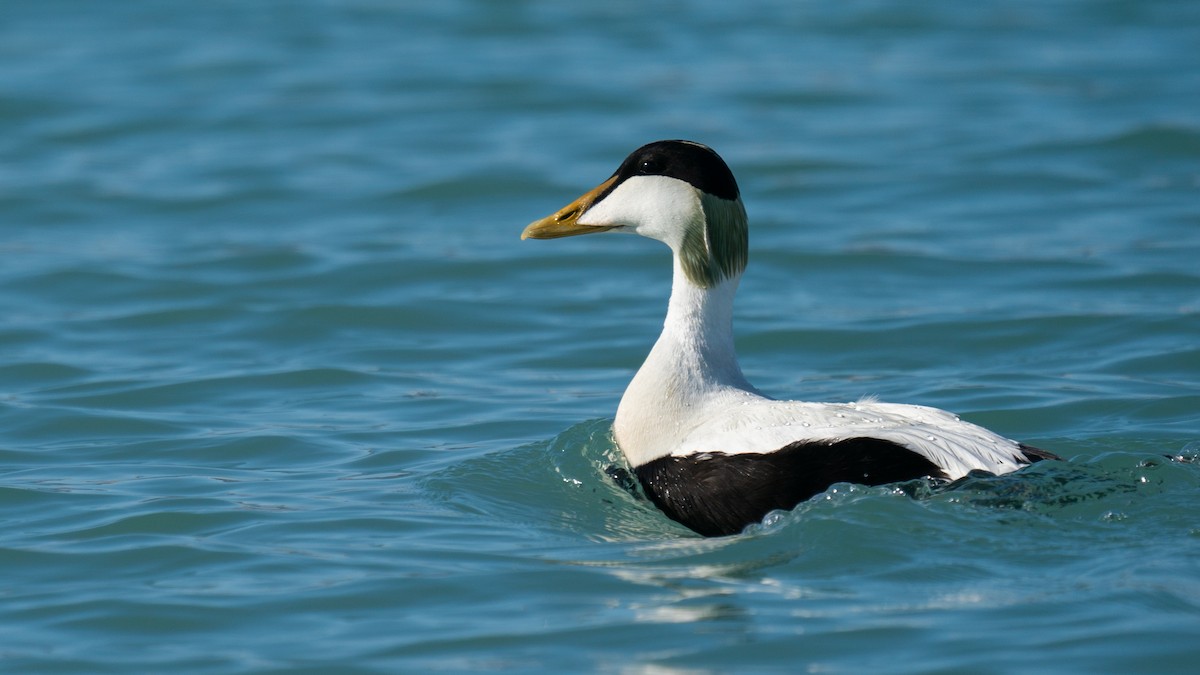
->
(3, 1), (1200, 672)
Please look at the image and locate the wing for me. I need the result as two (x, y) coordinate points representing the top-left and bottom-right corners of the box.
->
(674, 399), (1041, 479)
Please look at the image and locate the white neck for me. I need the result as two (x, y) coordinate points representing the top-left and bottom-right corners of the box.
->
(658, 258), (746, 385)
(613, 256), (760, 465)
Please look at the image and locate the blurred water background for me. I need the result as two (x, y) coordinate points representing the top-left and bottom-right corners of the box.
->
(2, 1), (1199, 672)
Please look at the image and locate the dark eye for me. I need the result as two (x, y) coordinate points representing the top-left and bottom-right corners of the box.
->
(638, 157), (663, 174)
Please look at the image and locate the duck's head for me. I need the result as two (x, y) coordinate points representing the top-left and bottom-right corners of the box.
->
(522, 140), (748, 289)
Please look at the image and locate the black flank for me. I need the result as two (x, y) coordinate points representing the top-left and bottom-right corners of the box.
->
(633, 438), (948, 537)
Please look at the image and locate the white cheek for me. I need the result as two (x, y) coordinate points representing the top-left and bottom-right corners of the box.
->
(580, 176), (701, 247)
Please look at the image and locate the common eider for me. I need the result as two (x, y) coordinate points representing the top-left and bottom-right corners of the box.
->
(522, 140), (1057, 537)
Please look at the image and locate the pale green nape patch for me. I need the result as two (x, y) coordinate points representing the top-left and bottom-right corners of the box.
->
(679, 193), (749, 288)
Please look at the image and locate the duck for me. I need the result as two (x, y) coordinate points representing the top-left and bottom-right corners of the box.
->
(522, 140), (1057, 537)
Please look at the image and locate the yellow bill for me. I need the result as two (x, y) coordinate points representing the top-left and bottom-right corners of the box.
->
(521, 176), (619, 240)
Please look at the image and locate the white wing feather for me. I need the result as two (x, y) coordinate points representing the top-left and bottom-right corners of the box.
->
(673, 397), (1028, 479)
